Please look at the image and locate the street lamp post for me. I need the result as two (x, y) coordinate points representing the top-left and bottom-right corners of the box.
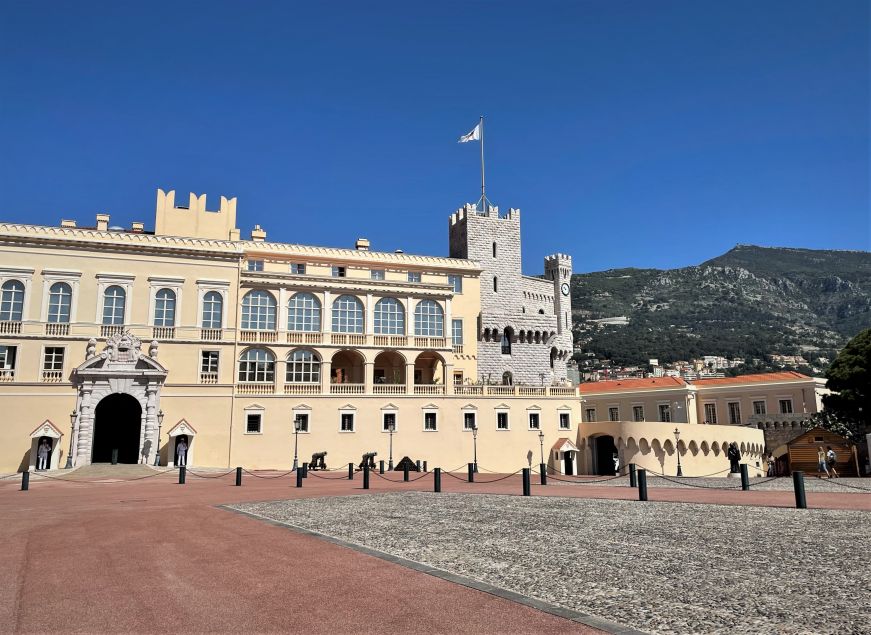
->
(153, 410), (164, 466)
(65, 410), (77, 469)
(387, 420), (395, 470)
(538, 429), (545, 465)
(674, 427), (683, 477)
(292, 415), (302, 471)
(472, 422), (478, 472)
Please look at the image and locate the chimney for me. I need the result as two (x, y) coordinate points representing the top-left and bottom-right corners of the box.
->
(251, 225), (266, 241)
(96, 214), (109, 231)
(60, 219), (77, 228)
(355, 238), (370, 251)
(131, 221), (144, 233)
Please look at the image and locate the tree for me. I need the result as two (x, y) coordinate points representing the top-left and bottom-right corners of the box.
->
(822, 327), (871, 438)
(805, 410), (865, 445)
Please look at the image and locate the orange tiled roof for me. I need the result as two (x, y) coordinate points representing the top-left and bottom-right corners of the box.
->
(579, 376), (687, 394)
(691, 371), (811, 387)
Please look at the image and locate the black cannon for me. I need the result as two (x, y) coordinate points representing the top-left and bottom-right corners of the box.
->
(310, 451), (327, 471)
(358, 451), (377, 471)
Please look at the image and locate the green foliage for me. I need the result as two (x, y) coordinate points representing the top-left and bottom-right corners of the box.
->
(823, 328), (871, 431)
(805, 410), (866, 445)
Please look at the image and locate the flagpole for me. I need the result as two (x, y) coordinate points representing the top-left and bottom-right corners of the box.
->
(480, 116), (485, 210)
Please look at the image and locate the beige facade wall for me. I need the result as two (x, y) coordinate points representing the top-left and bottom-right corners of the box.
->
(693, 381), (818, 425)
(580, 387), (697, 425)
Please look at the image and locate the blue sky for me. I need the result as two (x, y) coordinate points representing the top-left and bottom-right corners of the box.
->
(1, 1), (868, 274)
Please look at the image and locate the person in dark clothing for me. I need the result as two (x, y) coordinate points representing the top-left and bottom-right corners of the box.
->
(727, 442), (741, 473)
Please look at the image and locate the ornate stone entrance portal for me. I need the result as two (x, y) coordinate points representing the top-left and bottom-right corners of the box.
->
(70, 332), (168, 467)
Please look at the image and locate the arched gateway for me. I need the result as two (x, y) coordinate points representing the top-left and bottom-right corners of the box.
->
(70, 332), (168, 467)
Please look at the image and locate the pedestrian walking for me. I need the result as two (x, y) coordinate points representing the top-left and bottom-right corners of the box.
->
(817, 446), (829, 477)
(825, 446), (839, 478)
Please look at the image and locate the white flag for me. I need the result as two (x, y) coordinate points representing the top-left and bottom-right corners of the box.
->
(458, 122), (481, 143)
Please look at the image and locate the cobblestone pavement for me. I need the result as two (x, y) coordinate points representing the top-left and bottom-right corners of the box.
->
(550, 474), (871, 493)
(234, 492), (871, 635)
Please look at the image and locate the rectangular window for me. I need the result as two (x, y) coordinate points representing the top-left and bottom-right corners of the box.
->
(608, 407), (619, 422)
(528, 412), (540, 430)
(43, 347), (64, 371)
(290, 263), (306, 275)
(382, 412), (396, 432)
(585, 408), (596, 422)
(704, 403), (718, 424)
(559, 412), (570, 430)
(370, 269), (385, 281)
(407, 272), (421, 283)
(463, 411), (476, 430)
(779, 399), (793, 414)
(452, 319), (463, 345)
(331, 266), (346, 278)
(632, 406), (644, 422)
(201, 350), (219, 374)
(247, 260), (263, 272)
(658, 404), (671, 422)
(496, 412), (509, 430)
(753, 400), (767, 415)
(295, 413), (309, 433)
(424, 412), (437, 431)
(453, 371), (464, 385)
(0, 345), (16, 371)
(246, 413), (262, 434)
(341, 412), (355, 432)
(448, 275), (462, 293)
(728, 402), (742, 425)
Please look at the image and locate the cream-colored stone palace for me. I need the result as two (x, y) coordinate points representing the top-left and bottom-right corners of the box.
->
(1, 189), (813, 476)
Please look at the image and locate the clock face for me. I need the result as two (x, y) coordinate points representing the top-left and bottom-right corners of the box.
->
(561, 283), (570, 296)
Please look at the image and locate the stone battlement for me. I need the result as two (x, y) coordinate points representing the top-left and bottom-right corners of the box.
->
(155, 189), (240, 241)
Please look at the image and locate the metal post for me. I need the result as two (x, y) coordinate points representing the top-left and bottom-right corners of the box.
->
(416, 460), (421, 472)
(111, 448), (118, 465)
(235, 467), (242, 486)
(302, 462), (308, 478)
(363, 464), (370, 490)
(296, 466), (303, 488)
(472, 426), (478, 473)
(792, 471), (807, 509)
(379, 460), (385, 475)
(403, 464), (410, 482)
(522, 467), (531, 496)
(292, 425), (299, 471)
(637, 469), (648, 501)
(388, 428), (394, 470)
(467, 462), (475, 483)
(423, 460), (427, 472)
(629, 463), (637, 488)
(740, 464), (750, 491)
(21, 471), (29, 491)
(178, 466), (186, 485)
(348, 462), (354, 480)
(540, 463), (547, 485)
(434, 467), (441, 492)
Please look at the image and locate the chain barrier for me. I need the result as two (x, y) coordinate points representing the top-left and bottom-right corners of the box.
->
(546, 472), (628, 484)
(184, 469), (237, 479)
(28, 469), (175, 484)
(241, 469), (295, 479)
(811, 476), (871, 492)
(307, 470), (354, 480)
(443, 470), (473, 482)
(0, 473), (22, 480)
(646, 473), (745, 490)
(469, 469), (525, 483)
(372, 470), (433, 483)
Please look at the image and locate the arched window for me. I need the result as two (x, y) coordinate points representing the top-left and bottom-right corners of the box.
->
(238, 348), (275, 382)
(493, 277), (498, 293)
(502, 371), (513, 386)
(47, 282), (72, 324)
(241, 290), (276, 330)
(102, 286), (126, 325)
(286, 349), (321, 383)
(374, 297), (405, 335)
(154, 288), (176, 327)
(288, 292), (321, 332)
(0, 280), (25, 322)
(414, 300), (444, 336)
(501, 327), (513, 355)
(550, 347), (557, 369)
(331, 295), (364, 333)
(202, 291), (223, 329)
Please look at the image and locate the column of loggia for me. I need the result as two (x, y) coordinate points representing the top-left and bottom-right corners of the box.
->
(277, 287), (289, 393)
(364, 293), (375, 393)
(320, 289), (332, 394)
(406, 295), (416, 395)
(444, 297), (454, 395)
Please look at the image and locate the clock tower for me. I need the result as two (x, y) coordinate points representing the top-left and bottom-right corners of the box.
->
(545, 253), (573, 337)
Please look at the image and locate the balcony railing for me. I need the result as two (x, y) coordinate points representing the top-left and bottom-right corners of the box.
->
(454, 385), (483, 396)
(199, 372), (219, 384)
(0, 369), (15, 382)
(283, 383), (323, 395)
(414, 336), (448, 348)
(45, 323), (70, 336)
(240, 330), (278, 343)
(452, 344), (464, 355)
(236, 382), (275, 395)
(101, 325), (124, 337)
(286, 332), (323, 345)
(330, 383), (365, 395)
(153, 326), (175, 340)
(517, 387), (546, 396)
(0, 321), (22, 335)
(201, 328), (223, 341)
(373, 384), (407, 395)
(414, 384), (445, 395)
(329, 333), (366, 346)
(485, 386), (515, 396)
(41, 370), (64, 383)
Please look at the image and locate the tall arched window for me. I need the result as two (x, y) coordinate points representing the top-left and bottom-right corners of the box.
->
(238, 348), (275, 382)
(501, 327), (513, 355)
(288, 292), (321, 332)
(47, 282), (72, 323)
(102, 286), (126, 325)
(154, 288), (176, 327)
(286, 349), (321, 383)
(0, 280), (25, 322)
(492, 242), (497, 258)
(414, 300), (444, 336)
(331, 295), (364, 333)
(493, 277), (498, 293)
(241, 290), (277, 330)
(202, 291), (223, 329)
(374, 297), (405, 335)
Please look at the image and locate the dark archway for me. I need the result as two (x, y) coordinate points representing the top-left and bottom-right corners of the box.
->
(594, 435), (618, 475)
(92, 394), (142, 464)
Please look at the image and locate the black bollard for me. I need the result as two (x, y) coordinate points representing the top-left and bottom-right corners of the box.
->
(792, 471), (807, 509)
(296, 466), (303, 488)
(629, 463), (637, 488)
(235, 467), (242, 486)
(21, 471), (29, 491)
(416, 460), (421, 472)
(423, 461), (428, 472)
(348, 462), (354, 480)
(178, 466), (186, 485)
(740, 464), (750, 491)
(434, 468), (441, 492)
(379, 460), (385, 475)
(363, 464), (370, 490)
(302, 462), (308, 478)
(468, 462), (475, 483)
(637, 469), (648, 501)
(540, 463), (547, 485)
(403, 464), (410, 482)
(522, 468), (531, 496)
(111, 448), (118, 465)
